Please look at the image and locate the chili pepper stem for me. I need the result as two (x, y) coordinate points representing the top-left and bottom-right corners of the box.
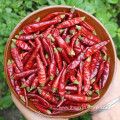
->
(95, 90), (100, 96)
(30, 85), (36, 91)
(11, 42), (17, 48)
(10, 76), (14, 80)
(34, 33), (38, 38)
(7, 59), (11, 65)
(41, 83), (45, 87)
(88, 97), (91, 100)
(47, 110), (51, 114)
(76, 25), (82, 31)
(19, 30), (24, 35)
(87, 90), (93, 96)
(35, 17), (40, 22)
(69, 49), (75, 56)
(65, 37), (70, 43)
(70, 6), (75, 12)
(21, 84), (26, 88)
(60, 29), (65, 34)
(27, 87), (31, 92)
(12, 39), (16, 43)
(15, 35), (19, 39)
(81, 17), (85, 21)
(93, 31), (97, 35)
(103, 54), (107, 60)
(87, 105), (93, 109)
(50, 76), (54, 80)
(107, 58), (110, 63)
(21, 96), (25, 102)
(91, 77), (96, 84)
(52, 87), (57, 93)
(70, 30), (75, 35)
(60, 14), (65, 19)
(37, 87), (42, 93)
(61, 96), (64, 101)
(74, 80), (80, 84)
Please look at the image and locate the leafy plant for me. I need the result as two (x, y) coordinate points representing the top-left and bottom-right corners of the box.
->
(0, 0), (120, 119)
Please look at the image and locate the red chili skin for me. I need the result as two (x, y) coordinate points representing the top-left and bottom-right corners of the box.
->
(65, 94), (91, 102)
(101, 58), (110, 88)
(57, 47), (71, 64)
(37, 88), (58, 105)
(52, 61), (66, 92)
(23, 88), (28, 107)
(79, 61), (83, 74)
(31, 77), (39, 90)
(40, 12), (65, 22)
(52, 14), (65, 21)
(84, 40), (109, 59)
(30, 98), (40, 103)
(77, 70), (83, 95)
(19, 52), (28, 60)
(80, 37), (96, 46)
(36, 56), (46, 86)
(74, 48), (81, 56)
(34, 104), (51, 114)
(22, 47), (35, 65)
(35, 36), (48, 66)
(24, 44), (40, 70)
(11, 43), (23, 71)
(88, 96), (100, 102)
(30, 89), (38, 94)
(93, 84), (100, 94)
(56, 17), (83, 29)
(12, 68), (40, 80)
(16, 34), (34, 40)
(62, 28), (69, 39)
(29, 40), (36, 47)
(45, 54), (51, 65)
(70, 75), (79, 84)
(52, 45), (62, 71)
(70, 31), (81, 48)
(52, 29), (75, 56)
(83, 57), (91, 95)
(40, 25), (54, 38)
(94, 60), (106, 84)
(59, 68), (66, 99)
(91, 51), (100, 73)
(14, 40), (31, 51)
(15, 80), (25, 102)
(65, 85), (77, 91)
(22, 19), (61, 34)
(57, 99), (67, 107)
(31, 62), (37, 69)
(7, 60), (15, 89)
(45, 76), (50, 85)
(28, 93), (52, 108)
(91, 56), (103, 80)
(52, 106), (81, 112)
(69, 26), (77, 35)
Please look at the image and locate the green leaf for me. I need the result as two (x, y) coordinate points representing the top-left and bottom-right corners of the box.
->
(0, 95), (13, 109)
(104, 21), (118, 38)
(33, 0), (47, 5)
(106, 0), (118, 4)
(24, 1), (33, 9)
(60, 0), (66, 5)
(0, 117), (5, 120)
(47, 0), (57, 5)
(5, 8), (12, 13)
(66, 0), (83, 7)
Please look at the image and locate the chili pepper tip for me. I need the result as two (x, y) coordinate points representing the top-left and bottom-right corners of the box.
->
(19, 30), (24, 35)
(52, 87), (57, 93)
(21, 96), (25, 102)
(21, 84), (26, 88)
(7, 59), (12, 65)
(15, 35), (19, 39)
(47, 110), (51, 114)
(65, 37), (70, 43)
(70, 30), (75, 35)
(50, 76), (54, 80)
(30, 85), (36, 91)
(76, 25), (82, 31)
(35, 17), (40, 22)
(103, 54), (107, 60)
(70, 6), (75, 12)
(27, 87), (31, 92)
(74, 80), (80, 85)
(93, 31), (97, 36)
(95, 90), (100, 96)
(69, 49), (75, 56)
(37, 87), (41, 93)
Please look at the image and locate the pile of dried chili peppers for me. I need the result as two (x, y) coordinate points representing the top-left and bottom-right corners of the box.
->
(7, 7), (110, 115)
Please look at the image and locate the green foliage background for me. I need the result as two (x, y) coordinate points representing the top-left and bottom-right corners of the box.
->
(0, 0), (120, 119)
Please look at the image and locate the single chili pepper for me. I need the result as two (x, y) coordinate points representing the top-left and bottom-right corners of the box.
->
(22, 19), (62, 34)
(92, 84), (100, 96)
(11, 68), (40, 80)
(91, 51), (101, 73)
(88, 96), (100, 102)
(70, 75), (80, 84)
(28, 93), (52, 109)
(62, 28), (69, 39)
(30, 77), (39, 91)
(40, 12), (65, 22)
(24, 44), (40, 70)
(45, 54), (51, 65)
(15, 80), (25, 102)
(52, 45), (62, 71)
(59, 68), (66, 100)
(34, 103), (51, 114)
(52, 61), (66, 92)
(23, 88), (28, 107)
(19, 52), (28, 60)
(65, 85), (77, 91)
(94, 55), (107, 85)
(11, 43), (23, 71)
(77, 70), (83, 95)
(69, 26), (77, 35)
(65, 94), (91, 102)
(36, 55), (46, 87)
(21, 73), (36, 91)
(7, 60), (15, 89)
(68, 6), (75, 20)
(57, 99), (67, 107)
(15, 34), (34, 40)
(91, 55), (103, 80)
(83, 57), (91, 95)
(84, 40), (109, 59)
(37, 87), (58, 105)
(40, 25), (54, 38)
(12, 39), (31, 51)
(70, 30), (81, 48)
(79, 36), (96, 46)
(52, 29), (75, 56)
(34, 34), (48, 66)
(32, 17), (40, 23)
(52, 105), (82, 112)
(52, 14), (65, 21)
(57, 47), (70, 64)
(22, 47), (35, 65)
(56, 17), (85, 29)
(29, 40), (36, 47)
(101, 58), (110, 88)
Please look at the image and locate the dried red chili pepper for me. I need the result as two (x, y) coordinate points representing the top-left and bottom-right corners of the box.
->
(45, 54), (51, 65)
(88, 96), (100, 102)
(11, 43), (23, 71)
(15, 34), (34, 40)
(69, 26), (77, 35)
(65, 85), (77, 91)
